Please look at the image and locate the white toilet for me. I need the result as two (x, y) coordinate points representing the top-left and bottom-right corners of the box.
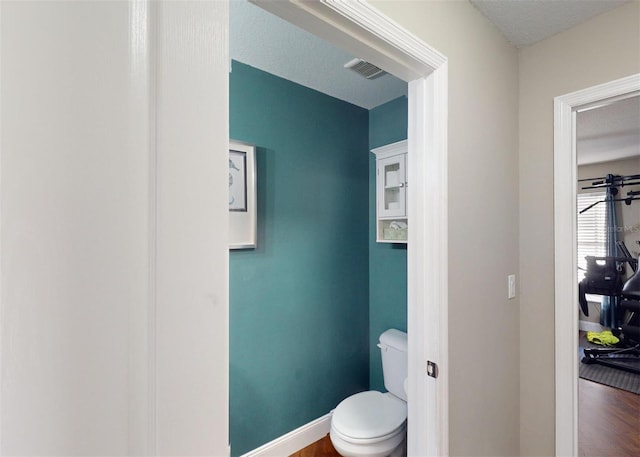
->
(330, 329), (408, 457)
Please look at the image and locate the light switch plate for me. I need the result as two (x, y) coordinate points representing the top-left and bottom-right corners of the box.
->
(508, 274), (516, 299)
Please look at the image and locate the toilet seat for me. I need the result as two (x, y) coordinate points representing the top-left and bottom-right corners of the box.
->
(331, 421), (406, 446)
(332, 391), (407, 442)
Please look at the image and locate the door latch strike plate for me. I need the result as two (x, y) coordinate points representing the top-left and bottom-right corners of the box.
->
(427, 360), (438, 379)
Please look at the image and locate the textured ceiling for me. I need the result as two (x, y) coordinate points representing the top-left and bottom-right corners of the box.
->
(230, 0), (407, 110)
(470, 0), (630, 48)
(577, 96), (640, 166)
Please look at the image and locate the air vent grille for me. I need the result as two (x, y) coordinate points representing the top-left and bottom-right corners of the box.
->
(344, 58), (386, 80)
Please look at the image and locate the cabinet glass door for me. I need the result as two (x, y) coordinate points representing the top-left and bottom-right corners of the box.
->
(378, 154), (406, 218)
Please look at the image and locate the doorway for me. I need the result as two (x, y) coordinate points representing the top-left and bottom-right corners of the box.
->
(232, 1), (449, 455)
(575, 95), (640, 456)
(554, 73), (640, 456)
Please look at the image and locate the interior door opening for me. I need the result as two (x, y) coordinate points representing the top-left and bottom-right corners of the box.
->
(228, 1), (449, 456)
(554, 73), (640, 457)
(575, 94), (640, 456)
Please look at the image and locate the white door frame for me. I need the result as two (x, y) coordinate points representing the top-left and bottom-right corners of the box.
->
(250, 2), (448, 455)
(554, 73), (640, 457)
(1, 2), (231, 455)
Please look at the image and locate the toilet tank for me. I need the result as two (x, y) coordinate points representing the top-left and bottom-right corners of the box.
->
(378, 329), (408, 401)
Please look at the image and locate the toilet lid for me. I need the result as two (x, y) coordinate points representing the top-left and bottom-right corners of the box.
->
(332, 391), (407, 440)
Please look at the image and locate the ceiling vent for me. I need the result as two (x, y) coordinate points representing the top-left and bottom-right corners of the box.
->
(344, 58), (386, 80)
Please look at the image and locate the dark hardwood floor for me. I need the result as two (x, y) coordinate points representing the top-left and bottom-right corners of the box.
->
(579, 377), (640, 457)
(289, 434), (339, 457)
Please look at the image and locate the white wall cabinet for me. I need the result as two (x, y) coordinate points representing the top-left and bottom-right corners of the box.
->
(372, 140), (408, 243)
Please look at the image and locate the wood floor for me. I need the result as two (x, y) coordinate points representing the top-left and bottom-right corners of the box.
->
(289, 380), (640, 457)
(289, 434), (339, 457)
(579, 377), (640, 457)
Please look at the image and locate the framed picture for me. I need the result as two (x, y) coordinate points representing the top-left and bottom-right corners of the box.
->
(229, 140), (256, 249)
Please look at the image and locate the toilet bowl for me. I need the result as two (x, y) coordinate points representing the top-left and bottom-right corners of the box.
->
(329, 330), (408, 457)
(330, 391), (406, 457)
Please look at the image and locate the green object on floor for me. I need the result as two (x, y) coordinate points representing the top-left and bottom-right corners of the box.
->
(586, 330), (619, 346)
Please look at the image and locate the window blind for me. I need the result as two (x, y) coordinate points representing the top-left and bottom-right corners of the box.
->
(577, 191), (607, 274)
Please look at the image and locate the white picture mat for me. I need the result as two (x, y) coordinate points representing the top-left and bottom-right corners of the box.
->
(229, 140), (256, 249)
(229, 150), (247, 211)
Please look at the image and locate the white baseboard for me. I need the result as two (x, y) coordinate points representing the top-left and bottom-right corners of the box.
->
(579, 320), (606, 332)
(241, 412), (333, 457)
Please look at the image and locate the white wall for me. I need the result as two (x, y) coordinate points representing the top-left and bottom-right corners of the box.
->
(370, 2), (521, 455)
(0, 2), (229, 455)
(519, 2), (640, 455)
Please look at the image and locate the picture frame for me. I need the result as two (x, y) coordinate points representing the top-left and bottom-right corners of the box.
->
(229, 140), (257, 249)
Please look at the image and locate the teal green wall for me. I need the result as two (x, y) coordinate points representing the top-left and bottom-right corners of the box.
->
(229, 61), (370, 456)
(368, 96), (408, 391)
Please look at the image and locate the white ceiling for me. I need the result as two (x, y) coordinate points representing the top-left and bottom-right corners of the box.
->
(577, 96), (640, 166)
(470, 0), (630, 48)
(230, 0), (407, 110)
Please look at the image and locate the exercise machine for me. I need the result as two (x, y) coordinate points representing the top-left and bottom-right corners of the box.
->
(578, 243), (640, 375)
